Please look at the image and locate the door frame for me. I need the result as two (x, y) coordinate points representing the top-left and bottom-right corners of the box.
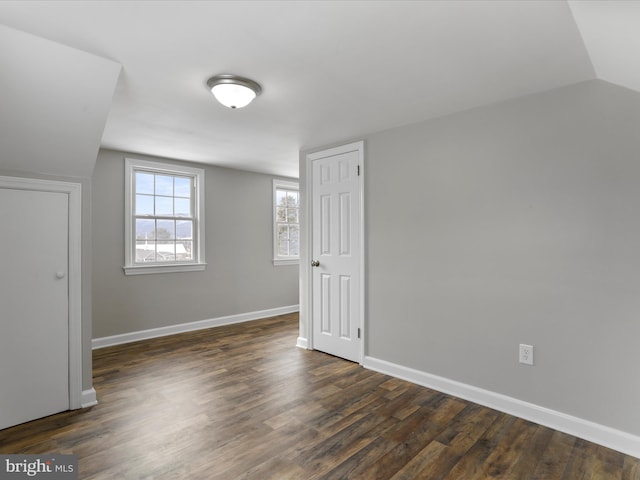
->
(303, 141), (365, 364)
(0, 175), (83, 409)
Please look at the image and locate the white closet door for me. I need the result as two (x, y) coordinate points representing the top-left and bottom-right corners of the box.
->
(0, 187), (69, 430)
(311, 147), (362, 363)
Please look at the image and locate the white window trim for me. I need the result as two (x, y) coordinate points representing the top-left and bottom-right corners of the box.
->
(273, 178), (300, 266)
(124, 158), (206, 275)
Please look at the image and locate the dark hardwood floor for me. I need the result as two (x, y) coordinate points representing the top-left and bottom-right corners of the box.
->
(1, 313), (639, 479)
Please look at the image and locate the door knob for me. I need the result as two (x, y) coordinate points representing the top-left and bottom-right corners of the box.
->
(55, 271), (66, 279)
(311, 260), (320, 267)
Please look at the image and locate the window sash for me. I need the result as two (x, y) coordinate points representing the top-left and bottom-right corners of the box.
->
(273, 179), (299, 265)
(124, 158), (206, 275)
(132, 169), (196, 265)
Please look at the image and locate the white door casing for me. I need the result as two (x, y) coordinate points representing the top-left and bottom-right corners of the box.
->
(0, 176), (83, 430)
(307, 142), (364, 363)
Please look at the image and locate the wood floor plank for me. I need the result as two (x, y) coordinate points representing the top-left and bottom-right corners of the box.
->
(294, 412), (397, 478)
(623, 456), (640, 480)
(532, 428), (579, 479)
(389, 440), (450, 480)
(0, 313), (638, 479)
(445, 411), (520, 479)
(315, 436), (399, 480)
(357, 409), (450, 478)
(481, 418), (540, 479)
(561, 439), (625, 480)
(505, 424), (555, 480)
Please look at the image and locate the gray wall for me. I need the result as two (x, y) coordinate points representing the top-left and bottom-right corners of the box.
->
(302, 79), (640, 437)
(366, 79), (640, 435)
(93, 149), (299, 338)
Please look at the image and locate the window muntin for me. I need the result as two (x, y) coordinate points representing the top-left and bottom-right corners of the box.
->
(273, 179), (299, 265)
(124, 158), (205, 275)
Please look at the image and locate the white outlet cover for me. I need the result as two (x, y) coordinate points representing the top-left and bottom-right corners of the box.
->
(519, 344), (534, 365)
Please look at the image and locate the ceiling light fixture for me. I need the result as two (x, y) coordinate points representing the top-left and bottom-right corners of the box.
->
(206, 74), (262, 109)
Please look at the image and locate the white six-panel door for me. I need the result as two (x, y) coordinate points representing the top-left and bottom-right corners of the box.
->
(0, 187), (71, 430)
(310, 143), (363, 363)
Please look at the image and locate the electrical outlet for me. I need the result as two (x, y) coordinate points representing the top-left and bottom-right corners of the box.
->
(519, 344), (534, 365)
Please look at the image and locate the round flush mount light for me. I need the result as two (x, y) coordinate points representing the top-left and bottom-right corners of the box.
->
(206, 74), (262, 109)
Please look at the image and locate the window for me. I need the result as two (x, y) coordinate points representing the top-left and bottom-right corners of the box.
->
(273, 179), (299, 265)
(124, 158), (205, 275)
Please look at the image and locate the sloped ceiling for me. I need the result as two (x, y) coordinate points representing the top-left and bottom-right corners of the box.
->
(0, 24), (120, 178)
(569, 0), (640, 93)
(0, 1), (636, 178)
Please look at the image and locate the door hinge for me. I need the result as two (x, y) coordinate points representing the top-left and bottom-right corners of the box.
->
(357, 165), (360, 176)
(357, 327), (361, 339)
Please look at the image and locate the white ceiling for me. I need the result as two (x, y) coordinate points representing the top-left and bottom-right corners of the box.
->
(0, 1), (637, 178)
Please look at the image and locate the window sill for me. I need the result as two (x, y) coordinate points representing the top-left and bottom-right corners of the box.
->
(273, 258), (300, 267)
(123, 263), (207, 276)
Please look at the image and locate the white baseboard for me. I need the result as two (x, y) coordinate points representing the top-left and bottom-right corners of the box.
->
(92, 305), (300, 349)
(363, 356), (640, 460)
(296, 336), (308, 349)
(80, 388), (98, 408)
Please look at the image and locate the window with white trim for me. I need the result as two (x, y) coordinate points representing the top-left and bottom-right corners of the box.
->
(124, 158), (206, 275)
(273, 179), (299, 266)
